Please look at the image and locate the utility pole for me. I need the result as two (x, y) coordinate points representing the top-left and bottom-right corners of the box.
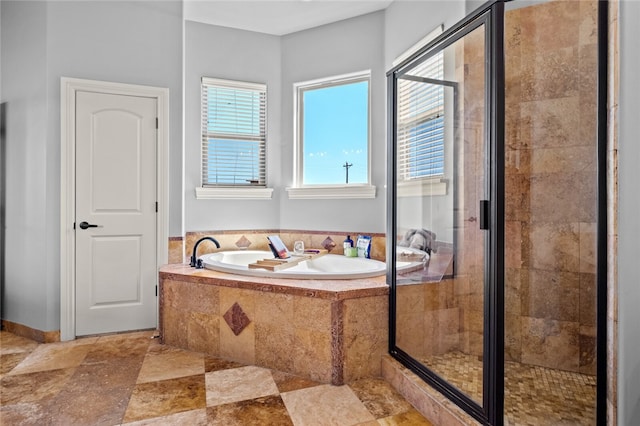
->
(343, 162), (353, 184)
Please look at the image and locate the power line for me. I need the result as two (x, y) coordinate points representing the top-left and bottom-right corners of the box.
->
(343, 162), (353, 184)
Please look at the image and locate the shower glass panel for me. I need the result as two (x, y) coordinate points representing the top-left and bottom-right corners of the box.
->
(392, 20), (487, 407)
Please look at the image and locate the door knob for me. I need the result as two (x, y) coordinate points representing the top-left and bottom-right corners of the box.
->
(78, 221), (99, 230)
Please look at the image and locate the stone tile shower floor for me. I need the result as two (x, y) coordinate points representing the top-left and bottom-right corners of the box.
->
(422, 351), (596, 425)
(0, 330), (432, 425)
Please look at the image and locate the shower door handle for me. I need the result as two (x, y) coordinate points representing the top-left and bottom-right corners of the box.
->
(479, 200), (489, 230)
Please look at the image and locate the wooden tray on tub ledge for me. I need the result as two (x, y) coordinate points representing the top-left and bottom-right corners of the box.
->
(248, 249), (328, 272)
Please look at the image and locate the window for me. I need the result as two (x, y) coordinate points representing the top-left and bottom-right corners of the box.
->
(288, 71), (375, 199)
(397, 51), (445, 181)
(197, 77), (272, 199)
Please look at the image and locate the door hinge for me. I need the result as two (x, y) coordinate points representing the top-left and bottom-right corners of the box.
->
(155, 201), (158, 213)
(155, 117), (158, 129)
(155, 285), (158, 297)
(73, 222), (76, 230)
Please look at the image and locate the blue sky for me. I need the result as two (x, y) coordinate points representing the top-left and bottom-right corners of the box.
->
(302, 81), (369, 185)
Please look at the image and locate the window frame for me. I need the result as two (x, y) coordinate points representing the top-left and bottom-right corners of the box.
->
(196, 77), (273, 200)
(288, 70), (376, 199)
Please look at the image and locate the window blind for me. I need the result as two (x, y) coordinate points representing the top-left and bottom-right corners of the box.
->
(201, 77), (267, 187)
(397, 51), (445, 180)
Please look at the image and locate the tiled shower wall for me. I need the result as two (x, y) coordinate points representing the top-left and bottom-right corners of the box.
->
(503, 0), (598, 375)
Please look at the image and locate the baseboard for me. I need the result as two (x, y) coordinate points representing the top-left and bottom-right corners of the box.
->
(1, 319), (60, 343)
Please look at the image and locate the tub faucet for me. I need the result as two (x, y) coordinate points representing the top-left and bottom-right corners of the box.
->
(190, 236), (220, 269)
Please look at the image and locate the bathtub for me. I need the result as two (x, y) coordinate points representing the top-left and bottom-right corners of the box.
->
(200, 248), (428, 279)
(200, 250), (387, 279)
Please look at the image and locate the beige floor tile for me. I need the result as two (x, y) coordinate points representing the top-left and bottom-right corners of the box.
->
(348, 378), (415, 419)
(123, 407), (209, 425)
(0, 332), (39, 355)
(207, 395), (293, 426)
(0, 400), (50, 425)
(95, 330), (155, 343)
(137, 345), (204, 383)
(1, 352), (30, 377)
(271, 369), (321, 393)
(1, 331), (434, 426)
(281, 384), (375, 426)
(375, 408), (435, 425)
(123, 374), (207, 423)
(0, 368), (76, 405)
(205, 365), (279, 407)
(7, 342), (92, 375)
(204, 355), (245, 372)
(83, 334), (150, 364)
(45, 381), (136, 426)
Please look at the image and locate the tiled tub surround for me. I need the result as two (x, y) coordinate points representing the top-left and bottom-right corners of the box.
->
(173, 230), (387, 265)
(159, 264), (389, 386)
(168, 236), (185, 264)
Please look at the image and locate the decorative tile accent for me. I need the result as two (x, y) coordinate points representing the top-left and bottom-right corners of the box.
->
(235, 235), (252, 249)
(223, 302), (251, 336)
(321, 237), (336, 252)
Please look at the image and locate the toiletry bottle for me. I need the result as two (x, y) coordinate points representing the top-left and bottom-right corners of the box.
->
(343, 235), (354, 254)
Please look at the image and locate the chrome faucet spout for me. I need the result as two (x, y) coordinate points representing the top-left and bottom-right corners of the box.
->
(190, 236), (221, 268)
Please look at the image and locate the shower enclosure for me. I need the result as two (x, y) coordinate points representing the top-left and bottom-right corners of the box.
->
(387, 1), (606, 425)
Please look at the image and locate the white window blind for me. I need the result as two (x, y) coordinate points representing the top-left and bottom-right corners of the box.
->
(397, 51), (445, 181)
(201, 77), (266, 187)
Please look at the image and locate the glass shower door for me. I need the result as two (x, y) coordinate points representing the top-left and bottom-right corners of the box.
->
(388, 6), (500, 422)
(389, 1), (605, 424)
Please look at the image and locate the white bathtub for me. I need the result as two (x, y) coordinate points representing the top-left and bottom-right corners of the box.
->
(200, 248), (428, 279)
(200, 250), (387, 279)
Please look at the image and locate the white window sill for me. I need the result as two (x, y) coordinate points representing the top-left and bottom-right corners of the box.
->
(195, 187), (274, 200)
(398, 179), (447, 197)
(286, 185), (376, 199)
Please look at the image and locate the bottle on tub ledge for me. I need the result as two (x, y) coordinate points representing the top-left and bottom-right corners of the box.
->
(343, 235), (357, 257)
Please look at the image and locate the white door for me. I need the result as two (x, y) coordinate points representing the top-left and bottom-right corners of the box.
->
(75, 91), (158, 336)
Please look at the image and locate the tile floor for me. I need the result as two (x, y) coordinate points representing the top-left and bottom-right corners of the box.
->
(423, 351), (597, 426)
(1, 330), (433, 426)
